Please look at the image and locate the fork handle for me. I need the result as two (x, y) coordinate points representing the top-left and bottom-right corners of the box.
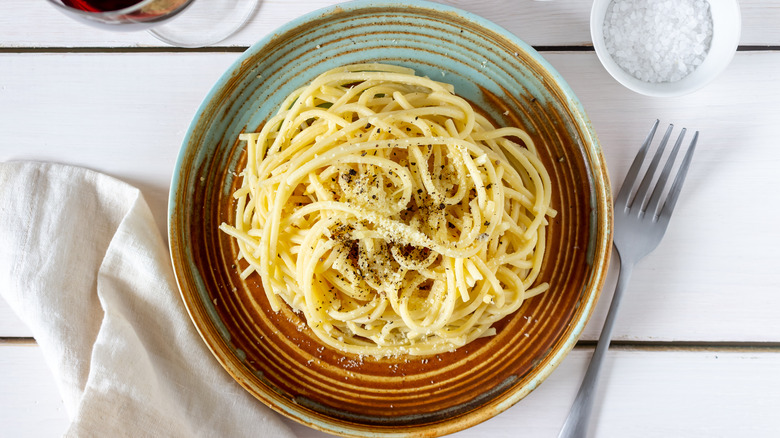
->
(558, 261), (634, 438)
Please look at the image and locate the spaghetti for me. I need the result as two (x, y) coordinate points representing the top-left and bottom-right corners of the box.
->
(220, 64), (555, 357)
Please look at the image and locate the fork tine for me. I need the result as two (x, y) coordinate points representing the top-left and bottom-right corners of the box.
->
(615, 119), (659, 210)
(658, 131), (698, 222)
(646, 128), (687, 219)
(632, 123), (674, 215)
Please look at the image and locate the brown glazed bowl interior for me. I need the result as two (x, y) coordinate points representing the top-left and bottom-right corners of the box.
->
(168, 1), (612, 436)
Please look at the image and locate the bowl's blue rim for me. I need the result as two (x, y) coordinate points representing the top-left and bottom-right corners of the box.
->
(168, 1), (611, 435)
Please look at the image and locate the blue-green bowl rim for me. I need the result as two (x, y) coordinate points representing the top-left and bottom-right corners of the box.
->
(168, 1), (611, 436)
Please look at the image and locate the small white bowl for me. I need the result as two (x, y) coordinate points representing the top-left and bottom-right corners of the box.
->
(591, 0), (741, 97)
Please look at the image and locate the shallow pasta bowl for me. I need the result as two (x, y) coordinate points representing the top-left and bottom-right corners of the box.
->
(168, 1), (612, 436)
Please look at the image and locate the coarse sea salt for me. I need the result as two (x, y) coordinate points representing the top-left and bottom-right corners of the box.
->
(603, 0), (713, 83)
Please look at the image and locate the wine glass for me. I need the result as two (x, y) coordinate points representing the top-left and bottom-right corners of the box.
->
(45, 0), (260, 47)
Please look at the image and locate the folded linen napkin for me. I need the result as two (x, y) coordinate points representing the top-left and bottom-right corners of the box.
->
(0, 161), (296, 437)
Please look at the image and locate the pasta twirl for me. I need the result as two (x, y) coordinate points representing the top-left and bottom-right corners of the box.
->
(220, 63), (555, 357)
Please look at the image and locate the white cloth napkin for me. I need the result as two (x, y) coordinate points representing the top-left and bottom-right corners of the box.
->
(0, 161), (297, 438)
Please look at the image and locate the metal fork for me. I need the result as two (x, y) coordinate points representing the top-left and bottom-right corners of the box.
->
(558, 120), (698, 438)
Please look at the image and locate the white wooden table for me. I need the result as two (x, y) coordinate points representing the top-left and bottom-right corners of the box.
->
(2, 1), (780, 437)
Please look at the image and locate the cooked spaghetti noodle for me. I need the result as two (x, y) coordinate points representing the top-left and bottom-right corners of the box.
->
(220, 64), (555, 357)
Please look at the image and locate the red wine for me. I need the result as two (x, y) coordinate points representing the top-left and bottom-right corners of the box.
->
(61, 0), (144, 12)
(54, 0), (192, 31)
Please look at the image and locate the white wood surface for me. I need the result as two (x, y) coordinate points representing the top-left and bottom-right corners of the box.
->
(2, 51), (779, 343)
(2, 0), (780, 437)
(4, 344), (780, 437)
(1, 0), (780, 48)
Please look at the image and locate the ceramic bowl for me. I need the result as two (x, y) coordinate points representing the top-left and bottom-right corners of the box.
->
(591, 0), (741, 97)
(169, 1), (612, 436)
